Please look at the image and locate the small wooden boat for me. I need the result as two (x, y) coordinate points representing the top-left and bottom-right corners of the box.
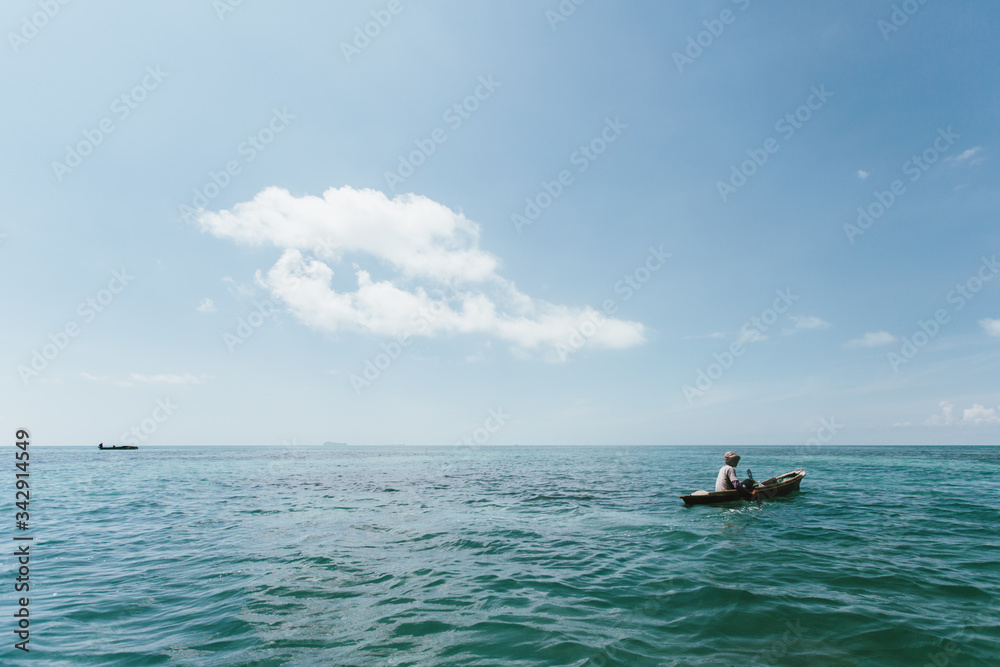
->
(680, 468), (805, 506)
(98, 443), (138, 450)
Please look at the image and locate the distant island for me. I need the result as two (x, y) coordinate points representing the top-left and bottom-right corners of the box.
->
(322, 441), (348, 446)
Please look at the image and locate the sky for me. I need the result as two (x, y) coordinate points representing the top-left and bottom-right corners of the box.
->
(1, 0), (998, 446)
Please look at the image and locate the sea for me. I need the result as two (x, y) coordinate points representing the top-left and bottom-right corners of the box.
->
(10, 445), (1000, 666)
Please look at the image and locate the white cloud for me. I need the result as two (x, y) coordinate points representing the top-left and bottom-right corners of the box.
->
(844, 330), (897, 348)
(196, 298), (216, 313)
(925, 400), (1000, 426)
(199, 186), (646, 358)
(980, 318), (1000, 338)
(857, 170), (870, 180)
(783, 315), (830, 335)
(962, 404), (1000, 425)
(950, 146), (982, 164)
(200, 186), (498, 283)
(926, 401), (955, 426)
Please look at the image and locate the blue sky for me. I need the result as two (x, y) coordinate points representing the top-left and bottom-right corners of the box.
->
(2, 0), (998, 446)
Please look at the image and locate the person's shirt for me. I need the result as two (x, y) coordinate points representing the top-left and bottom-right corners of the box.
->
(716, 464), (740, 492)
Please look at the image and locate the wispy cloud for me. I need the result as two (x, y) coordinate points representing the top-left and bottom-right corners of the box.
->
(844, 330), (897, 348)
(223, 276), (257, 300)
(783, 315), (830, 335)
(196, 298), (216, 313)
(926, 401), (954, 426)
(980, 318), (1000, 338)
(81, 372), (132, 387)
(684, 332), (726, 340)
(949, 146), (983, 165)
(736, 327), (767, 344)
(130, 373), (211, 385)
(857, 170), (870, 180)
(464, 341), (492, 362)
(83, 372), (212, 387)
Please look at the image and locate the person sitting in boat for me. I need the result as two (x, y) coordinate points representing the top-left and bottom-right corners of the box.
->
(716, 451), (757, 500)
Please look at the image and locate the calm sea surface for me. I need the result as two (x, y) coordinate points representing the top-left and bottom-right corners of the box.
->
(11, 445), (1000, 666)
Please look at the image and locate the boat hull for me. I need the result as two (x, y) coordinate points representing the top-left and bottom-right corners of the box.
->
(680, 468), (805, 506)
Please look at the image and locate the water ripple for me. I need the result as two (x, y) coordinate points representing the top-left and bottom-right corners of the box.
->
(14, 445), (1000, 665)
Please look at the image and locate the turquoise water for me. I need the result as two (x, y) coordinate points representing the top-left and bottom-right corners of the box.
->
(11, 446), (1000, 665)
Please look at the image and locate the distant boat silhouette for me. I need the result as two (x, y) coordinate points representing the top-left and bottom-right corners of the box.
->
(98, 442), (138, 450)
